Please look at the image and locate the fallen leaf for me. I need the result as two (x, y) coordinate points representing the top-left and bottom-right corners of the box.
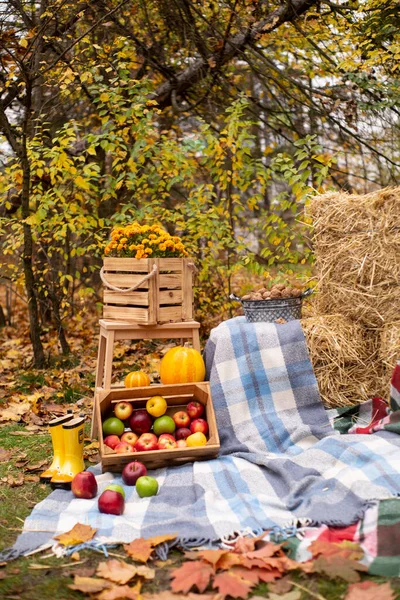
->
(24, 475), (40, 483)
(232, 566), (280, 583)
(268, 591), (301, 600)
(124, 539), (154, 563)
(98, 581), (142, 600)
(8, 431), (36, 436)
(0, 448), (12, 462)
(0, 401), (31, 422)
(186, 550), (229, 568)
(345, 581), (395, 600)
(312, 555), (367, 583)
(268, 576), (293, 594)
(74, 567), (96, 577)
(136, 565), (155, 579)
(170, 560), (214, 594)
(232, 534), (266, 554)
(71, 552), (80, 561)
(4, 473), (24, 487)
(213, 571), (254, 599)
(309, 540), (363, 561)
(215, 552), (242, 570)
(24, 460), (48, 472)
(124, 533), (177, 563)
(54, 523), (97, 546)
(69, 576), (111, 593)
(97, 559), (138, 585)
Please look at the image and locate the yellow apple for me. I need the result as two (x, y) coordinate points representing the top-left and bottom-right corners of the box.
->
(146, 395), (167, 417)
(186, 432), (207, 447)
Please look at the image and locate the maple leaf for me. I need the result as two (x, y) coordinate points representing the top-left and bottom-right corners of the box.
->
(170, 560), (214, 594)
(188, 549), (229, 568)
(232, 533), (267, 554)
(268, 575), (293, 594)
(345, 581), (395, 600)
(68, 576), (111, 593)
(136, 565), (155, 579)
(231, 566), (281, 584)
(215, 552), (242, 570)
(268, 591), (301, 600)
(309, 540), (364, 561)
(312, 555), (367, 583)
(124, 539), (153, 563)
(213, 571), (254, 599)
(98, 581), (142, 600)
(0, 448), (12, 462)
(124, 533), (177, 563)
(54, 523), (97, 546)
(97, 559), (138, 585)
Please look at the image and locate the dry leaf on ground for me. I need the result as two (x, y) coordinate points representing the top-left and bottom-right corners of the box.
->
(170, 560), (214, 594)
(309, 540), (364, 561)
(344, 581), (395, 600)
(54, 523), (97, 546)
(69, 576), (111, 593)
(124, 533), (177, 563)
(0, 448), (12, 462)
(98, 581), (142, 600)
(213, 571), (254, 599)
(96, 559), (139, 585)
(268, 591), (301, 600)
(268, 576), (293, 594)
(312, 555), (368, 583)
(0, 401), (32, 422)
(2, 473), (24, 487)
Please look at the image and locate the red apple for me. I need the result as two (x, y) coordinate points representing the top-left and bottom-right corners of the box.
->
(98, 489), (124, 515)
(158, 433), (177, 449)
(122, 460), (148, 485)
(187, 401), (204, 419)
(115, 441), (136, 453)
(176, 439), (187, 448)
(114, 401), (133, 421)
(172, 410), (191, 428)
(135, 433), (158, 452)
(104, 435), (120, 450)
(190, 418), (209, 435)
(129, 410), (153, 434)
(71, 471), (98, 499)
(121, 431), (139, 446)
(176, 427), (191, 440)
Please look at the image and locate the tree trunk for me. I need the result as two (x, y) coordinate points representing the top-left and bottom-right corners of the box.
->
(20, 151), (46, 368)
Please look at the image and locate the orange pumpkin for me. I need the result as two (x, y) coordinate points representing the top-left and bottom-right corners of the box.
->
(160, 346), (206, 384)
(124, 370), (150, 388)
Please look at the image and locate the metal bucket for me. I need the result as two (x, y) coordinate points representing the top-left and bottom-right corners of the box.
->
(230, 289), (313, 323)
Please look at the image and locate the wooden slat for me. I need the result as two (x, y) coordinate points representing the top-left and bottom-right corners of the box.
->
(159, 289), (182, 305)
(103, 305), (150, 323)
(158, 305), (183, 322)
(148, 258), (158, 324)
(103, 290), (149, 306)
(158, 274), (181, 289)
(102, 273), (149, 289)
(104, 383), (204, 402)
(182, 259), (194, 320)
(100, 319), (200, 330)
(103, 258), (150, 272)
(157, 258), (184, 272)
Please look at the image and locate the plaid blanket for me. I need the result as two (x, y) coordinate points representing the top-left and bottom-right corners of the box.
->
(2, 318), (400, 563)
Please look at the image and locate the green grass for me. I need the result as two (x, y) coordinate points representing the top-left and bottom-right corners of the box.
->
(1, 424), (400, 600)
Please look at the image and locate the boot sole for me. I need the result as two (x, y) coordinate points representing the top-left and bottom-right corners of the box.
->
(50, 481), (72, 490)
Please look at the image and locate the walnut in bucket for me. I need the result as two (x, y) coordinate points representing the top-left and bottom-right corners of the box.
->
(241, 284), (303, 301)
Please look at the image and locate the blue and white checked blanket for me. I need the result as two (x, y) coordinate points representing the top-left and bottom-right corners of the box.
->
(4, 317), (400, 560)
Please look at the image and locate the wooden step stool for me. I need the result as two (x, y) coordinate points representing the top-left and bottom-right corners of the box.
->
(91, 319), (201, 437)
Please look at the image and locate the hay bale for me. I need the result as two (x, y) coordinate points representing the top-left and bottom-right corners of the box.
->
(302, 315), (385, 407)
(308, 188), (400, 327)
(380, 321), (400, 371)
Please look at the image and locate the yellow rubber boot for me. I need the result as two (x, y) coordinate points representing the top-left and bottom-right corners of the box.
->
(40, 414), (74, 483)
(50, 417), (85, 490)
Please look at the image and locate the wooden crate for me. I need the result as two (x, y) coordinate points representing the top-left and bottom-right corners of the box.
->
(96, 383), (220, 472)
(102, 257), (194, 324)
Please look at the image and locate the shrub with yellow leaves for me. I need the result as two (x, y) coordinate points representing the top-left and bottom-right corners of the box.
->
(104, 222), (188, 259)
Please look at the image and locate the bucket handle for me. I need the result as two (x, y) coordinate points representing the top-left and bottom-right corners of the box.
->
(229, 293), (242, 302)
(230, 289), (313, 301)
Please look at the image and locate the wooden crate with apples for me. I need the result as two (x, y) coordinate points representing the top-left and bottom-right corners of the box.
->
(96, 382), (220, 472)
(101, 257), (195, 324)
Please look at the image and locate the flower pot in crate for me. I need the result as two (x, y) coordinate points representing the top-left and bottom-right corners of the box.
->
(101, 257), (195, 324)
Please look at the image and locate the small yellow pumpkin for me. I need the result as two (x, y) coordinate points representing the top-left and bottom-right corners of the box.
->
(124, 370), (150, 388)
(160, 346), (206, 384)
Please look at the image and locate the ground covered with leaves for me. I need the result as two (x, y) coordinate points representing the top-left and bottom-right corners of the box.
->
(1, 300), (400, 599)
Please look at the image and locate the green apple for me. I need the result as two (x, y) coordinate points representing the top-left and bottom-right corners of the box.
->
(103, 417), (125, 437)
(153, 415), (175, 436)
(104, 483), (125, 499)
(136, 476), (159, 498)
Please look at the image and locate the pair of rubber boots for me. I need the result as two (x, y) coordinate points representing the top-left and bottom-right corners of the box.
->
(40, 414), (85, 490)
